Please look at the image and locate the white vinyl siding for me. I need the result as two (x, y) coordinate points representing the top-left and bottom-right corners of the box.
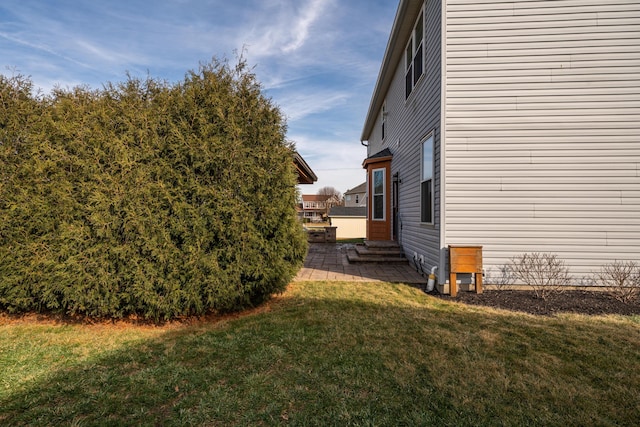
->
(443, 0), (640, 279)
(397, 1), (442, 270)
(364, 0), (442, 270)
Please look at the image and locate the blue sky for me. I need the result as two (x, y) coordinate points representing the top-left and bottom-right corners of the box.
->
(1, 0), (397, 195)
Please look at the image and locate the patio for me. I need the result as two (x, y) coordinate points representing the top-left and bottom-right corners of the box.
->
(294, 243), (426, 284)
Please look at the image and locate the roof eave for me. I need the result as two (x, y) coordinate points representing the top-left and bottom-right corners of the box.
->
(294, 151), (318, 184)
(360, 0), (422, 142)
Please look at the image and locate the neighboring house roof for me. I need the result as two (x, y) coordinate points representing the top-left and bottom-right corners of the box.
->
(344, 182), (366, 195)
(302, 194), (331, 202)
(329, 206), (367, 217)
(294, 151), (318, 184)
(361, 0), (423, 142)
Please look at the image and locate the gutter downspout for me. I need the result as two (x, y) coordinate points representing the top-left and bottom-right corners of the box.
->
(427, 266), (438, 292)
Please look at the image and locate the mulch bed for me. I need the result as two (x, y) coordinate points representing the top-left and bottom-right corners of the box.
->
(432, 289), (640, 316)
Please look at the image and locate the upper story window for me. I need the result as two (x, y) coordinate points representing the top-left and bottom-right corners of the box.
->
(355, 194), (359, 204)
(304, 201), (325, 209)
(381, 102), (387, 141)
(405, 10), (424, 99)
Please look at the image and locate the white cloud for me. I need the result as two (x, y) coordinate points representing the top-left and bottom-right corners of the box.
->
(74, 39), (149, 67)
(241, 0), (332, 59)
(282, 0), (328, 53)
(290, 133), (366, 194)
(0, 0), (396, 194)
(279, 91), (349, 122)
(0, 31), (88, 69)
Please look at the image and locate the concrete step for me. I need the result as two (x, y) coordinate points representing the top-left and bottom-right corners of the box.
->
(363, 240), (402, 251)
(354, 245), (403, 258)
(346, 248), (410, 265)
(347, 241), (409, 265)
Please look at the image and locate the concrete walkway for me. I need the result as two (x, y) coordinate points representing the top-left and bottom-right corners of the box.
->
(294, 243), (427, 284)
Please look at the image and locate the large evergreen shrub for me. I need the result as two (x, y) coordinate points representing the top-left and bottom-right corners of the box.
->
(0, 61), (307, 320)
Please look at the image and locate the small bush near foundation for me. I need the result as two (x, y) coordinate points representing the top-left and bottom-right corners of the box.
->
(596, 261), (640, 303)
(508, 253), (572, 300)
(485, 265), (514, 291)
(0, 60), (306, 320)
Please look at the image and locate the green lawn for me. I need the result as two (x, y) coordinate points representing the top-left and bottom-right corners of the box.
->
(336, 237), (365, 244)
(1, 281), (638, 426)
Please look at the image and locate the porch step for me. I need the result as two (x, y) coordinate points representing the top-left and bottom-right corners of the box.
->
(355, 245), (403, 258)
(346, 241), (409, 265)
(362, 240), (403, 251)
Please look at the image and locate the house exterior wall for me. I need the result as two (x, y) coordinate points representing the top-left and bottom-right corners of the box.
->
(365, 0), (443, 270)
(331, 216), (367, 239)
(344, 193), (365, 208)
(367, 1), (441, 267)
(442, 0), (640, 280)
(344, 183), (367, 207)
(303, 211), (324, 222)
(301, 195), (329, 222)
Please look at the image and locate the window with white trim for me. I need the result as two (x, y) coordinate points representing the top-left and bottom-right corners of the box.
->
(405, 9), (424, 99)
(421, 133), (434, 224)
(373, 168), (385, 220)
(381, 102), (387, 141)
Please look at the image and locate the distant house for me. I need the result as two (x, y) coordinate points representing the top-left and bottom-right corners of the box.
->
(301, 194), (330, 223)
(329, 206), (367, 239)
(360, 0), (640, 291)
(344, 182), (367, 208)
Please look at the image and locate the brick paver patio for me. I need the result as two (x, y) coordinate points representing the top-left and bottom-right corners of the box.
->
(294, 243), (426, 284)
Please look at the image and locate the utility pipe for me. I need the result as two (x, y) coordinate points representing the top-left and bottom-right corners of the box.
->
(426, 266), (438, 292)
